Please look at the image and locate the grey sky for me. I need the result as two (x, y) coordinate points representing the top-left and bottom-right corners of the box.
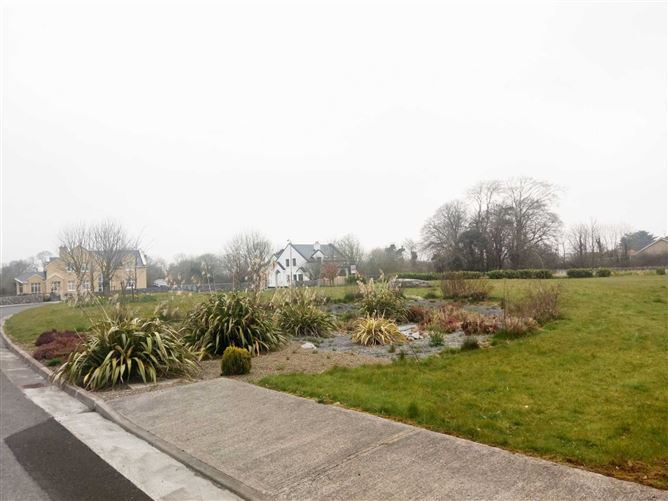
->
(1, 0), (666, 263)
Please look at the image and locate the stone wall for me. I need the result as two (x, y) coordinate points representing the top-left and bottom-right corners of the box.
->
(0, 294), (46, 306)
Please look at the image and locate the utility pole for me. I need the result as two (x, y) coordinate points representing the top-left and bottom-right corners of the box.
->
(288, 240), (293, 288)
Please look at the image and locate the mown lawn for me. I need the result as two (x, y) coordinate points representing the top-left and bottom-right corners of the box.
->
(260, 276), (668, 488)
(3, 292), (208, 348)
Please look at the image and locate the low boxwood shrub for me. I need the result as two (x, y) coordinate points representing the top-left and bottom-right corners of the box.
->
(55, 318), (199, 390)
(567, 268), (594, 278)
(183, 292), (284, 356)
(352, 317), (406, 346)
(272, 288), (335, 337)
(221, 346), (251, 376)
(657, 268), (666, 275)
(595, 268), (612, 277)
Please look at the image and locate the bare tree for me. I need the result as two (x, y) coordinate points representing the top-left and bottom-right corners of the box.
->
(503, 178), (561, 269)
(90, 220), (138, 295)
(333, 234), (364, 269)
(420, 200), (467, 269)
(35, 250), (53, 271)
(223, 231), (273, 292)
(59, 223), (91, 296)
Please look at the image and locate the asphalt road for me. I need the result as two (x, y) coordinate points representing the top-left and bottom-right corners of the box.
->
(0, 303), (150, 501)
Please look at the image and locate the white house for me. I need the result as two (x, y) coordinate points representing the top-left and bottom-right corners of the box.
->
(266, 241), (350, 288)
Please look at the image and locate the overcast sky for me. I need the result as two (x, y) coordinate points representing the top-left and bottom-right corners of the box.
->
(1, 0), (666, 263)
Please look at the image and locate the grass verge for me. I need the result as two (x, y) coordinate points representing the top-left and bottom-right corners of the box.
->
(260, 276), (668, 489)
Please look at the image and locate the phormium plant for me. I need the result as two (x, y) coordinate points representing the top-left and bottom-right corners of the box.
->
(54, 317), (199, 390)
(183, 292), (284, 357)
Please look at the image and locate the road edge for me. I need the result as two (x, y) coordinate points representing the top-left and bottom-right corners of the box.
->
(0, 314), (266, 501)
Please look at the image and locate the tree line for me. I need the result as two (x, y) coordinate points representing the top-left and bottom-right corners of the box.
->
(1, 178), (664, 295)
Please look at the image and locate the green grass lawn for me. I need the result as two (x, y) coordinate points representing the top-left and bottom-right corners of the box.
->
(3, 292), (208, 348)
(260, 276), (668, 488)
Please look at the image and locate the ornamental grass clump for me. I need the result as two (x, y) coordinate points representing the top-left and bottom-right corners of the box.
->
(357, 274), (407, 321)
(54, 317), (199, 390)
(440, 272), (492, 301)
(183, 292), (284, 357)
(506, 283), (561, 325)
(352, 317), (406, 346)
(272, 287), (335, 337)
(221, 346), (251, 376)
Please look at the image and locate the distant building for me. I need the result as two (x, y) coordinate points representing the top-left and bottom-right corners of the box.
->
(266, 241), (353, 288)
(631, 236), (668, 258)
(14, 247), (147, 299)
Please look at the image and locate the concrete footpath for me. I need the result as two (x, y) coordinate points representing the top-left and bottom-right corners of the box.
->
(110, 378), (667, 501)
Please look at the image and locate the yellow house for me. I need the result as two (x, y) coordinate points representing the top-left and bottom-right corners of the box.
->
(15, 247), (148, 299)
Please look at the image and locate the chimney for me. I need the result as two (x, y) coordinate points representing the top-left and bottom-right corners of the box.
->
(314, 241), (320, 251)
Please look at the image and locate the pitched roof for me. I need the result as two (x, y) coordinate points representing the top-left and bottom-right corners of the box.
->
(290, 243), (346, 262)
(14, 271), (46, 283)
(635, 236), (668, 255)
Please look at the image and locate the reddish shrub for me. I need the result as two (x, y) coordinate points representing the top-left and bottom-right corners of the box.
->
(405, 305), (431, 324)
(35, 330), (78, 346)
(461, 315), (498, 335)
(33, 334), (84, 361)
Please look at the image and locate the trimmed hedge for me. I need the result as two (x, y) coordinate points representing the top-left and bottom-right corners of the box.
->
(595, 268), (612, 277)
(487, 269), (553, 279)
(396, 272), (442, 280)
(567, 269), (594, 278)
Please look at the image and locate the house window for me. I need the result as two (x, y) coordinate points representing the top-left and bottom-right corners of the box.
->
(82, 263), (89, 272)
(18, 284), (23, 294)
(67, 280), (75, 292)
(285, 259), (289, 267)
(298, 274), (303, 282)
(97, 276), (104, 292)
(317, 257), (322, 263)
(292, 258), (296, 266)
(31, 283), (41, 294)
(66, 264), (74, 272)
(51, 281), (61, 293)
(127, 279), (135, 289)
(293, 274), (297, 282)
(82, 280), (91, 291)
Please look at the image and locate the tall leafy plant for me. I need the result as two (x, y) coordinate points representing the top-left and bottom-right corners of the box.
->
(183, 292), (284, 356)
